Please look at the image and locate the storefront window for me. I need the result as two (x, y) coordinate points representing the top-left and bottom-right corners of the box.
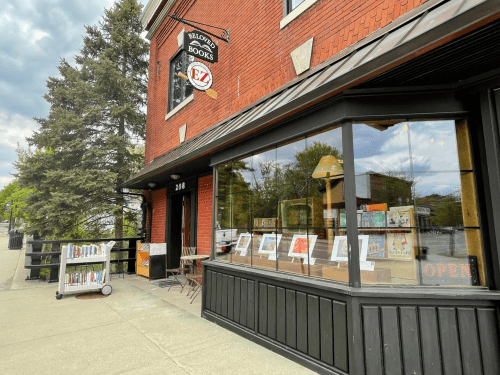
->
(353, 120), (484, 287)
(214, 119), (484, 287)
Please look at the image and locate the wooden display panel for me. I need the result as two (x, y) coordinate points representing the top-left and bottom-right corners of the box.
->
(136, 250), (150, 278)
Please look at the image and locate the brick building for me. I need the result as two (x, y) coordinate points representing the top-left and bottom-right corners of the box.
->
(124, 0), (500, 373)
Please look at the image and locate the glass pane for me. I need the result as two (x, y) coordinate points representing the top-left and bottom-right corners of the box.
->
(252, 148), (277, 187)
(232, 192), (251, 228)
(183, 54), (194, 100)
(276, 138), (307, 185)
(217, 163), (232, 196)
(216, 195), (231, 229)
(214, 228), (236, 263)
(252, 232), (278, 271)
(232, 229), (252, 265)
(290, 0), (305, 11)
(353, 120), (484, 287)
(170, 53), (184, 109)
(408, 120), (460, 173)
(231, 157), (253, 194)
(277, 228), (308, 276)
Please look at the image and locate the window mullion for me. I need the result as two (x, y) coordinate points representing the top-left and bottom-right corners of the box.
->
(342, 121), (361, 288)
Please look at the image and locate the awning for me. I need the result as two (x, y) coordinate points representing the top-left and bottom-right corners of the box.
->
(123, 0), (500, 190)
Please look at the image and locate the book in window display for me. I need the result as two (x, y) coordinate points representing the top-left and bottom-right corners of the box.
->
(258, 233), (281, 260)
(235, 233), (251, 256)
(331, 235), (369, 262)
(367, 234), (386, 258)
(287, 234), (317, 264)
(387, 206), (413, 227)
(387, 232), (414, 260)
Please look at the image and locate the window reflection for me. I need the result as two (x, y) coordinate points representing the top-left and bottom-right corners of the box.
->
(353, 120), (484, 287)
(214, 120), (484, 288)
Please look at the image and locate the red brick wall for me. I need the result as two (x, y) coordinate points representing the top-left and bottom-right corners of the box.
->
(150, 188), (167, 243)
(197, 174), (213, 258)
(145, 0), (430, 163)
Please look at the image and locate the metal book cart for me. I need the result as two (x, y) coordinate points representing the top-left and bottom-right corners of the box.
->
(56, 241), (115, 300)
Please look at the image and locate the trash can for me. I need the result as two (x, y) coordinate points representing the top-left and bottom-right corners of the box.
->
(8, 230), (24, 250)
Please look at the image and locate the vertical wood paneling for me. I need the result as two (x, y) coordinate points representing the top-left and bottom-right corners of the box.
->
(477, 308), (500, 375)
(307, 295), (321, 360)
(222, 274), (228, 318)
(320, 298), (334, 366)
(205, 270), (212, 311)
(296, 292), (308, 354)
(247, 280), (255, 330)
(259, 282), (267, 334)
(457, 308), (482, 375)
(240, 278), (248, 326)
(363, 306), (383, 375)
(419, 307), (442, 375)
(438, 307), (463, 375)
(216, 273), (223, 315)
(333, 301), (348, 372)
(400, 306), (423, 375)
(267, 285), (277, 340)
(227, 275), (234, 321)
(210, 271), (217, 312)
(277, 287), (286, 344)
(286, 289), (297, 348)
(381, 306), (403, 375)
(234, 277), (241, 324)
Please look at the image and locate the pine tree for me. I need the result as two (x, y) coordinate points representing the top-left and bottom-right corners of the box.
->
(15, 0), (148, 239)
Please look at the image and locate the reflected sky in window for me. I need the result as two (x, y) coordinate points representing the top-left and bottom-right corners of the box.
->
(354, 121), (461, 196)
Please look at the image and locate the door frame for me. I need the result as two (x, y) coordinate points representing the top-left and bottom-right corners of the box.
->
(166, 176), (198, 269)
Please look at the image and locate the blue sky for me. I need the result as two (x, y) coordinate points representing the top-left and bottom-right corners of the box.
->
(0, 0), (148, 189)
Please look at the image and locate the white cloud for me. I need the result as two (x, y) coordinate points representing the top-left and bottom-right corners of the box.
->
(0, 176), (15, 186)
(0, 111), (37, 149)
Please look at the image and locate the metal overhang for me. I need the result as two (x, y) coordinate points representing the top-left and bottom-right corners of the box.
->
(123, 0), (500, 191)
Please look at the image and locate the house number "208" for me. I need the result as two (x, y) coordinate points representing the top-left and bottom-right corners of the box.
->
(175, 182), (186, 191)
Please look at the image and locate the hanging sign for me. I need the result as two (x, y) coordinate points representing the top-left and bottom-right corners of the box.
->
(183, 30), (218, 63)
(187, 61), (213, 91)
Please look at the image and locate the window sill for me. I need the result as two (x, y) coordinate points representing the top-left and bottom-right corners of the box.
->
(165, 94), (194, 121)
(280, 0), (320, 29)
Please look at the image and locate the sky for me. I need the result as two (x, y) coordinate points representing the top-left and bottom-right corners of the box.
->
(0, 0), (149, 189)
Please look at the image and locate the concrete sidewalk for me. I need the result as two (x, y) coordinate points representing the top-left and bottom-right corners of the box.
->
(0, 234), (316, 375)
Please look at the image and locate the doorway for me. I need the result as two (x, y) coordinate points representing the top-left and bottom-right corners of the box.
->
(168, 191), (194, 271)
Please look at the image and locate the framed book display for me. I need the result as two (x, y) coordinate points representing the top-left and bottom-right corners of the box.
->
(287, 234), (317, 264)
(258, 233), (282, 260)
(331, 235), (369, 263)
(235, 233), (251, 256)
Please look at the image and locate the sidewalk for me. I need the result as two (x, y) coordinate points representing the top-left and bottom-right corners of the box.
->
(0, 234), (316, 375)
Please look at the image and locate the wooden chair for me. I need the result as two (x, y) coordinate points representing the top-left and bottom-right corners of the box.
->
(166, 247), (196, 291)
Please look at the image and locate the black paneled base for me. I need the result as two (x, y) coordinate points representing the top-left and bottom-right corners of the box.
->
(202, 262), (500, 375)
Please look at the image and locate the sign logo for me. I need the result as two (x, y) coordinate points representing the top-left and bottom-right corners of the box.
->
(183, 31), (218, 63)
(187, 61), (213, 91)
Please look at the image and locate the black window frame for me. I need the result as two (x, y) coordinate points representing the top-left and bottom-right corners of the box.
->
(168, 49), (194, 112)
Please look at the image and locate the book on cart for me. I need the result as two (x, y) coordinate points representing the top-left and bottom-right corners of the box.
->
(56, 241), (115, 300)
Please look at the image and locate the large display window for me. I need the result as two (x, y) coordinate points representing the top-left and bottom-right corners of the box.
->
(214, 119), (485, 287)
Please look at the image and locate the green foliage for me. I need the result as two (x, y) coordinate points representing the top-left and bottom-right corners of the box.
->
(429, 195), (463, 226)
(0, 181), (32, 221)
(219, 142), (342, 227)
(15, 0), (148, 239)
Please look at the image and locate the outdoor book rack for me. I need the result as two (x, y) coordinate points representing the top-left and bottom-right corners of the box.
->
(56, 241), (115, 300)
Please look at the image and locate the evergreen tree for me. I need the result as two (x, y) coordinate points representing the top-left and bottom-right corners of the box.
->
(15, 0), (148, 239)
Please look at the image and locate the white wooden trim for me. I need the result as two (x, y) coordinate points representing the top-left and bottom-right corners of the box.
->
(280, 0), (320, 29)
(165, 94), (194, 121)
